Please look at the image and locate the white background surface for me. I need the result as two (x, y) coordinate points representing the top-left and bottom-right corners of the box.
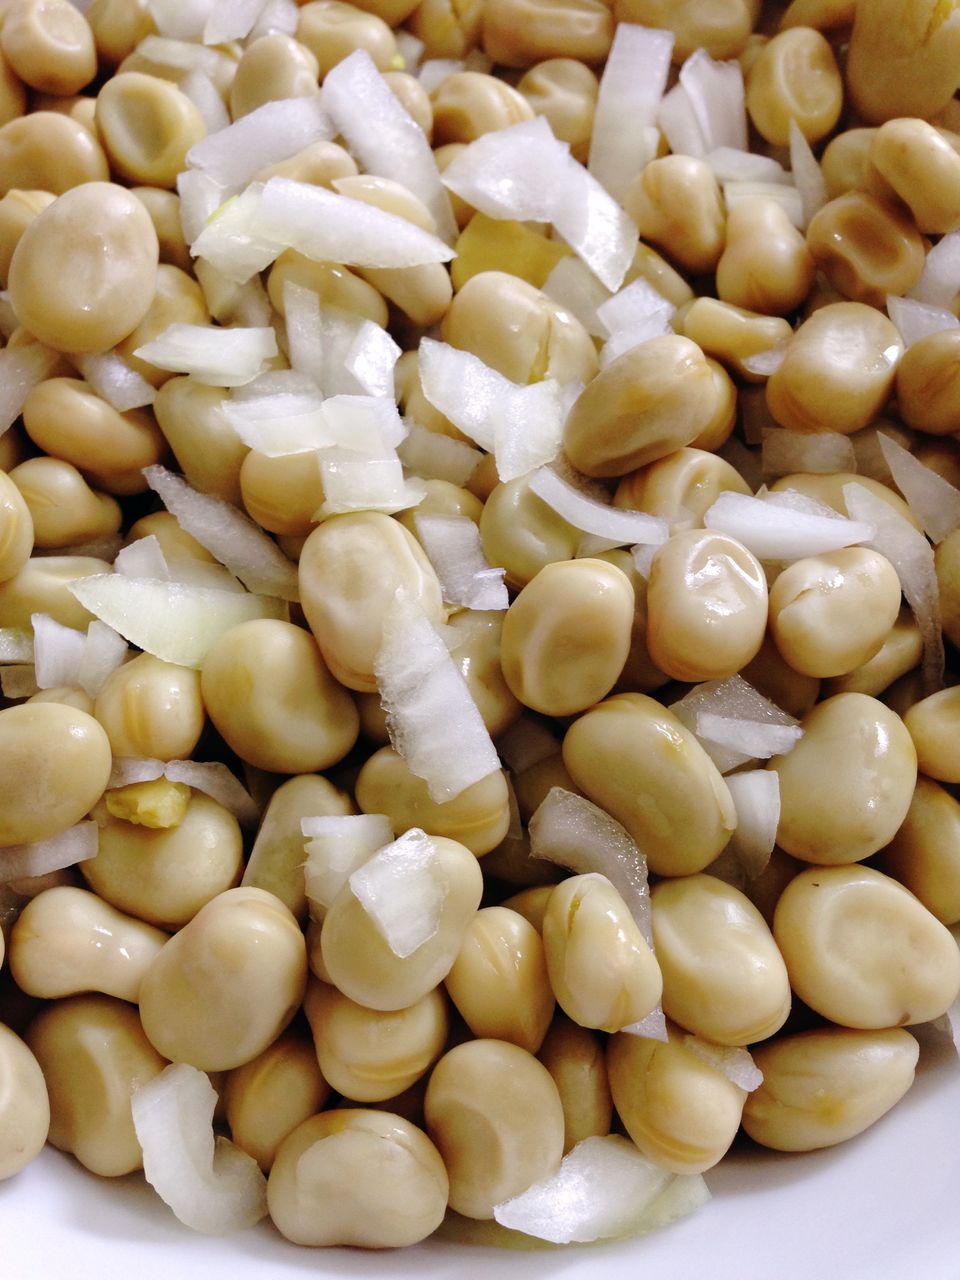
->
(3, 1023), (958, 1280)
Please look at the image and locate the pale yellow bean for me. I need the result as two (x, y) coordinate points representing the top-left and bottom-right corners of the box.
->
(139, 887), (307, 1071)
(240, 450), (324, 536)
(821, 126), (879, 199)
(0, 189), (54, 287)
(745, 26), (843, 145)
(896, 330), (960, 436)
(0, 1023), (49, 1181)
(768, 471), (920, 528)
(0, 554), (111, 629)
(224, 1030), (330, 1171)
(104, 776), (190, 830)
(0, 0), (96, 96)
(679, 297), (793, 384)
(229, 35), (320, 120)
(742, 633), (821, 718)
(537, 1015), (611, 1152)
(613, 447), (751, 532)
(125, 511), (217, 565)
(716, 198), (816, 316)
(94, 652), (204, 761)
(267, 251), (386, 326)
(881, 776), (960, 925)
(611, 0), (760, 61)
(446, 609), (524, 737)
(255, 139), (359, 188)
(383, 71), (433, 135)
(846, 0), (960, 124)
(903, 687), (960, 782)
(431, 71), (533, 145)
(592, 548), (669, 693)
(0, 111), (109, 196)
(406, 0), (483, 58)
(0, 46), (26, 129)
(623, 155), (725, 275)
(806, 192), (926, 309)
(481, 0), (612, 67)
(296, 0), (397, 77)
(479, 474), (580, 590)
(869, 117), (960, 233)
(773, 864), (960, 1027)
(9, 457), (119, 551)
(516, 58), (597, 162)
(86, 0), (154, 68)
(0, 467), (32, 582)
(95, 72), (206, 188)
(153, 377), (249, 505)
(424, 1038), (564, 1218)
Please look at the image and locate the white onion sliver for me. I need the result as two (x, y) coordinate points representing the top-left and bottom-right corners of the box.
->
(138, 34), (225, 76)
(146, 0), (213, 40)
(70, 352), (157, 411)
(761, 428), (856, 478)
(163, 761), (260, 825)
(109, 757), (166, 789)
(67, 575), (286, 669)
(887, 295), (960, 348)
(495, 717), (560, 775)
(223, 390), (332, 455)
(302, 813), (393, 916)
(0, 628), (34, 663)
(316, 451), (426, 516)
(696, 711), (803, 762)
(418, 58), (463, 93)
(788, 119), (828, 228)
(879, 433), (960, 544)
(397, 423), (482, 486)
(115, 536), (172, 581)
(374, 592), (501, 802)
(322, 50), (457, 244)
(203, 0), (268, 43)
(588, 24), (673, 201)
(494, 1135), (674, 1244)
(741, 343), (788, 377)
(133, 324), (278, 388)
(31, 613), (85, 690)
(723, 769), (781, 877)
(706, 147), (788, 184)
(394, 29), (425, 73)
(620, 1007), (669, 1042)
(416, 514), (508, 611)
(596, 278), (675, 354)
(249, 0), (298, 38)
(529, 466), (668, 551)
(724, 180), (804, 228)
(657, 82), (705, 158)
(528, 786), (653, 946)
(76, 621), (128, 697)
(679, 49), (747, 154)
(132, 1063), (268, 1235)
(0, 822), (98, 883)
(0, 343), (61, 433)
(704, 490), (874, 560)
(144, 465), (299, 601)
(671, 675), (799, 774)
(909, 230), (960, 307)
(541, 256), (611, 338)
(195, 261), (274, 328)
(177, 168), (228, 247)
(186, 96), (333, 194)
(348, 827), (447, 958)
(843, 481), (944, 690)
(180, 69), (230, 134)
(681, 1037), (764, 1092)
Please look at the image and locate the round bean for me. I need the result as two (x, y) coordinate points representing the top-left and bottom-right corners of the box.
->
(611, 0), (759, 60)
(431, 71), (533, 144)
(516, 58), (597, 162)
(224, 1030), (329, 1172)
(716, 198), (816, 316)
(881, 776), (960, 925)
(903, 687), (960, 783)
(0, 554), (111, 630)
(296, 0), (397, 77)
(846, 0), (960, 123)
(9, 457), (120, 550)
(481, 0), (612, 67)
(745, 26), (843, 145)
(94, 652), (204, 760)
(0, 112), (109, 195)
(869, 117), (960, 234)
(806, 192), (926, 309)
(0, 0), (96, 96)
(229, 35), (320, 120)
(614, 447), (751, 532)
(153, 378), (249, 505)
(537, 1015), (612, 1152)
(623, 155), (725, 275)
(0, 1023), (49, 1181)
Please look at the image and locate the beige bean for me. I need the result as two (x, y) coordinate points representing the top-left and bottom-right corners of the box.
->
(774, 864), (960, 1027)
(746, 26), (843, 145)
(224, 1030), (329, 1172)
(651, 875), (791, 1046)
(481, 0), (612, 66)
(383, 70), (433, 134)
(938, 526), (960, 648)
(115, 264), (209, 387)
(679, 298), (793, 384)
(563, 693), (737, 877)
(26, 994), (166, 1176)
(611, 0), (759, 61)
(9, 184), (157, 353)
(444, 906), (554, 1050)
(240, 449), (324, 536)
(95, 72), (206, 189)
(501, 559), (634, 716)
(501, 884), (555, 932)
(304, 978), (448, 1102)
(298, 511), (444, 693)
(479, 474), (580, 590)
(125, 511), (216, 565)
(716, 198), (816, 316)
(0, 189), (54, 287)
(152, 377), (248, 505)
(903, 687), (960, 782)
(744, 1026), (918, 1152)
(822, 608), (922, 700)
(768, 470), (920, 528)
(0, 554), (112, 629)
(139, 887), (307, 1071)
(806, 192), (926, 309)
(896, 329), (960, 436)
(0, 467), (32, 582)
(445, 608), (524, 737)
(770, 692), (917, 865)
(94, 652), (204, 760)
(623, 155), (725, 275)
(847, 0), (960, 124)
(320, 836), (483, 1011)
(537, 1015), (611, 1152)
(646, 529), (767, 683)
(399, 479), (483, 537)
(296, 0), (397, 77)
(0, 112), (109, 196)
(267, 1109), (448, 1247)
(0, 1023), (49, 1180)
(254, 140), (356, 194)
(869, 117), (960, 233)
(768, 547), (903, 679)
(606, 1023), (748, 1174)
(880, 776), (960, 925)
(431, 71), (533, 146)
(26, 685), (95, 714)
(267, 251), (386, 326)
(688, 357), (738, 452)
(0, 46), (26, 128)
(765, 302), (902, 435)
(131, 187), (190, 271)
(355, 746), (510, 857)
(81, 794), (243, 930)
(9, 457), (120, 551)
(1, 0), (96, 95)
(406, 0), (483, 59)
(229, 35), (320, 120)
(86, 0), (154, 68)
(821, 127), (879, 199)
(425, 1038), (564, 1218)
(742, 633), (821, 718)
(614, 447), (751, 533)
(516, 58), (597, 162)
(441, 270), (598, 386)
(592, 548), (669, 693)
(563, 334), (720, 478)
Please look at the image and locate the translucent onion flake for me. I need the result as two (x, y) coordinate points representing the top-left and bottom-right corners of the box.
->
(696, 711), (803, 761)
(788, 119), (828, 229)
(132, 1063), (268, 1235)
(681, 1038), (764, 1092)
(0, 627), (34, 663)
(588, 24), (673, 201)
(163, 760), (260, 825)
(887, 294), (960, 348)
(494, 1135), (707, 1244)
(348, 827), (448, 957)
(70, 352), (157, 411)
(723, 769), (781, 876)
(0, 822), (99, 883)
(185, 95), (333, 195)
(315, 450), (426, 517)
(704, 489), (874, 560)
(671, 675), (801, 774)
(761, 428), (856, 478)
(203, 0), (270, 45)
(879, 433), (960, 544)
(397, 423), (483, 487)
(416, 513), (508, 610)
(528, 466), (668, 554)
(133, 323), (279, 388)
(909, 230), (960, 308)
(374, 592), (501, 802)
(495, 716), (560, 775)
(302, 813), (394, 917)
(0, 343), (62, 432)
(144, 465), (299, 601)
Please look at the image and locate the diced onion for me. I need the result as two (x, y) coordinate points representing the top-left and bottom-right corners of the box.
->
(909, 230), (960, 308)
(133, 323), (278, 388)
(76, 621), (128, 696)
(706, 147), (788, 184)
(203, 0), (269, 43)
(761, 427), (856, 478)
(397, 423), (482, 486)
(186, 96), (334, 195)
(132, 1063), (268, 1235)
(163, 761), (260, 825)
(704, 489), (874, 560)
(678, 49), (748, 154)
(596, 278), (674, 364)
(657, 83), (705, 159)
(67, 574), (286, 669)
(249, 0), (298, 39)
(879, 433), (960, 544)
(724, 181), (804, 228)
(0, 822), (98, 883)
(681, 1038), (764, 1092)
(109, 757), (165, 788)
(528, 465), (668, 553)
(696, 712), (803, 762)
(31, 613), (86, 691)
(115, 536), (171, 580)
(374, 592), (501, 802)
(722, 769), (781, 877)
(541, 257), (611, 338)
(394, 29), (425, 73)
(302, 813), (393, 918)
(788, 120), (828, 229)
(587, 24), (673, 201)
(316, 451), (426, 516)
(146, 0), (214, 40)
(416, 514), (509, 611)
(138, 34), (227, 78)
(0, 628), (33, 663)
(195, 260), (273, 328)
(283, 284), (400, 399)
(70, 352), (157, 411)
(0, 343), (61, 433)
(418, 59), (463, 94)
(177, 168), (228, 246)
(887, 294), (960, 348)
(348, 827), (448, 958)
(144, 465), (299, 601)
(740, 343), (788, 377)
(671, 675), (800, 774)
(180, 69), (230, 134)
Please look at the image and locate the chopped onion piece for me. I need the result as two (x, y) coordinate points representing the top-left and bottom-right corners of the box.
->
(109, 757), (165, 789)
(679, 49), (747, 153)
(0, 666), (37, 698)
(671, 676), (800, 774)
(132, 1063), (268, 1235)
(163, 760), (259, 825)
(620, 1007), (669, 1042)
(704, 490), (874, 560)
(31, 613), (86, 690)
(138, 34), (226, 78)
(115, 535), (171, 580)
(0, 343), (61, 433)
(203, 0), (268, 43)
(76, 621), (128, 696)
(302, 813), (393, 917)
(284, 285), (401, 399)
(441, 117), (638, 290)
(146, 0), (213, 39)
(180, 69), (230, 134)
(322, 50), (457, 243)
(724, 769), (780, 877)
(910, 230), (960, 307)
(529, 786), (653, 945)
(133, 323), (277, 388)
(724, 180), (804, 228)
(223, 388), (331, 455)
(496, 717), (560, 774)
(0, 822), (98, 883)
(394, 29), (424, 73)
(186, 96), (333, 195)
(788, 120), (828, 228)
(740, 343), (788, 377)
(682, 1038), (763, 1092)
(596, 279), (674, 363)
(0, 628), (33, 663)
(195, 261), (273, 328)
(177, 168), (228, 247)
(397, 423), (482, 486)
(144, 465), (299, 601)
(696, 712), (802, 761)
(316, 451), (426, 517)
(418, 58), (463, 93)
(374, 592), (501, 802)
(493, 1136), (673, 1244)
(529, 466), (668, 553)
(542, 256), (611, 338)
(588, 24), (673, 200)
(761, 427), (856, 478)
(887, 294), (960, 348)
(843, 481), (944, 690)
(67, 575), (286, 669)
(349, 827), (448, 958)
(706, 147), (788, 183)
(416, 514), (508, 611)
(249, 0), (298, 38)
(70, 352), (157, 411)
(879, 433), (960, 544)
